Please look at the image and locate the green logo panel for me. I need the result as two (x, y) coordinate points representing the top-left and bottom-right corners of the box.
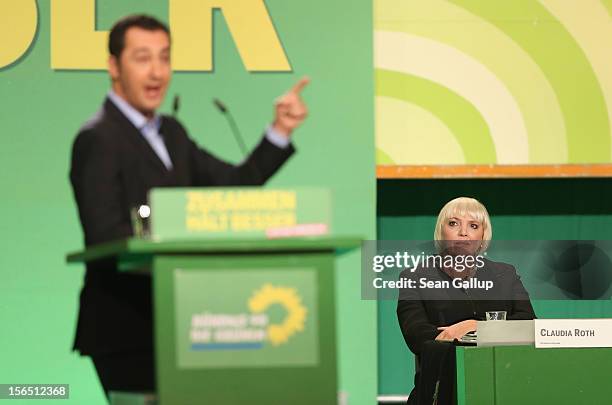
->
(174, 268), (319, 369)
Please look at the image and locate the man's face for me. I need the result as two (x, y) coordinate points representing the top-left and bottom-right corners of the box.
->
(109, 27), (171, 118)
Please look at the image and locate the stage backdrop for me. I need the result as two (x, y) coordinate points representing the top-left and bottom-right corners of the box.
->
(375, 0), (612, 165)
(0, 1), (375, 404)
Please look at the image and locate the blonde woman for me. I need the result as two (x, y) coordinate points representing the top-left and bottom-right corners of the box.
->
(397, 197), (535, 404)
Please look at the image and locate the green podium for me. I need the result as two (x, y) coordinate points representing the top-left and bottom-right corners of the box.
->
(67, 236), (360, 405)
(457, 345), (612, 405)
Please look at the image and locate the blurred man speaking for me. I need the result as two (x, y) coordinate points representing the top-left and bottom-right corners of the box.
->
(69, 14), (308, 397)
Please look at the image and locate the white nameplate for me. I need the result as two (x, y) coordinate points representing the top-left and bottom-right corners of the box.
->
(535, 319), (612, 348)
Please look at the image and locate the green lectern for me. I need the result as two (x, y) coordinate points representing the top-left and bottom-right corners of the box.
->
(457, 345), (612, 404)
(67, 187), (359, 405)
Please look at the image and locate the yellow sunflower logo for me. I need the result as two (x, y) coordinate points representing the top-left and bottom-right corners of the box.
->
(248, 284), (307, 346)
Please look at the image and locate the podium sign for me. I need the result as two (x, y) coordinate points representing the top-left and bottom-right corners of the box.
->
(535, 319), (612, 348)
(174, 268), (319, 369)
(150, 187), (332, 240)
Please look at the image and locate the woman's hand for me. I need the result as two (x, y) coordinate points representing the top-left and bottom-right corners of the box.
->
(435, 319), (477, 341)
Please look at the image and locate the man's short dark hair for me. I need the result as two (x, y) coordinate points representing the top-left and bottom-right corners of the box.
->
(108, 14), (170, 58)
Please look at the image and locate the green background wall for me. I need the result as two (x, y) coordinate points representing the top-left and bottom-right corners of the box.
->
(0, 1), (376, 403)
(377, 178), (612, 395)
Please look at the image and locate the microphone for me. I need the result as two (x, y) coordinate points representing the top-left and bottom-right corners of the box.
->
(213, 98), (247, 156)
(172, 95), (180, 118)
(213, 98), (227, 113)
(213, 98), (263, 184)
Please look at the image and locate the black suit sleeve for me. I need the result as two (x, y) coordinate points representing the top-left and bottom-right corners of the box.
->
(70, 129), (132, 246)
(397, 299), (441, 355)
(187, 135), (295, 186)
(162, 117), (295, 187)
(397, 271), (440, 355)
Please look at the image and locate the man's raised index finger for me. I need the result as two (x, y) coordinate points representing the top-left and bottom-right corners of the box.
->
(290, 76), (310, 94)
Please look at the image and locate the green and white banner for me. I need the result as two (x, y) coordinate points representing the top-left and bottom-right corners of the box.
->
(376, 0), (612, 165)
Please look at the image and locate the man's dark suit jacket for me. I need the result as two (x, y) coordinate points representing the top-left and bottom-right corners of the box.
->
(70, 98), (295, 356)
(397, 258), (536, 404)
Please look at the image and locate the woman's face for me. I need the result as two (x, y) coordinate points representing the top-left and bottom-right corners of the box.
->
(441, 214), (484, 253)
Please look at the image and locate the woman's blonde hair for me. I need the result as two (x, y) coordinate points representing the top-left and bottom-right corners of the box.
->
(434, 197), (492, 254)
